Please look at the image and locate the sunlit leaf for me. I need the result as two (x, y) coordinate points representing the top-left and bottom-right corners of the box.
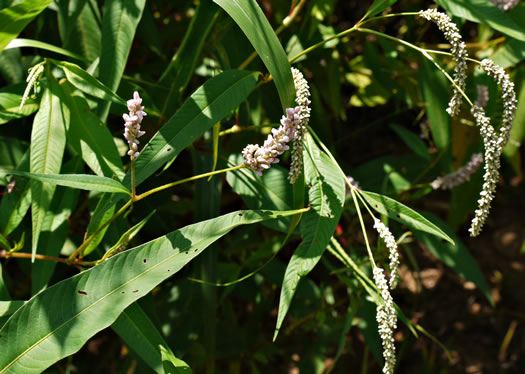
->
(0, 208), (304, 374)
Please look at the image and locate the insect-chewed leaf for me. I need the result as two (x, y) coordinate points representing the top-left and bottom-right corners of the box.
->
(0, 208), (304, 374)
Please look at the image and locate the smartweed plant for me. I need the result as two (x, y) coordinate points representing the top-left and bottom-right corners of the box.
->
(0, 0), (522, 373)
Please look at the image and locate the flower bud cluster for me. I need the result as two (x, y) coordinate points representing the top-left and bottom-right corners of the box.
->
(373, 219), (400, 289)
(20, 63), (45, 111)
(479, 59), (517, 149)
(289, 67), (311, 184)
(242, 107), (300, 176)
(490, 0), (519, 11)
(123, 92), (147, 160)
(419, 9), (468, 117)
(469, 106), (500, 237)
(431, 153), (483, 190)
(373, 267), (397, 374)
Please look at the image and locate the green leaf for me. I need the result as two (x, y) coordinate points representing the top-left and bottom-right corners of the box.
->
(390, 123), (431, 161)
(2, 169), (130, 195)
(52, 60), (126, 105)
(159, 0), (220, 115)
(97, 0), (146, 120)
(31, 157), (83, 295)
(0, 49), (23, 83)
(0, 153), (30, 236)
(57, 80), (125, 179)
(57, 0), (101, 63)
(491, 38), (525, 68)
(361, 0), (398, 20)
(214, 0), (295, 109)
(436, 0), (525, 42)
(112, 303), (172, 373)
(131, 70), (259, 187)
(419, 57), (451, 151)
(100, 210), (155, 260)
(160, 345), (193, 374)
(0, 90), (38, 125)
(360, 190), (455, 245)
(0, 208), (304, 374)
(0, 265), (10, 300)
(29, 80), (67, 261)
(0, 233), (9, 250)
(226, 154), (293, 233)
(82, 192), (117, 257)
(0, 0), (53, 52)
(0, 301), (23, 317)
(5, 38), (85, 62)
(274, 134), (345, 340)
(413, 212), (492, 304)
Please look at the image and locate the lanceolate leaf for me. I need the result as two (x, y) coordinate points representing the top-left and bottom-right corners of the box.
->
(29, 81), (67, 261)
(97, 0), (146, 120)
(214, 0), (295, 110)
(0, 0), (53, 52)
(0, 153), (30, 236)
(2, 169), (130, 195)
(274, 134), (345, 340)
(226, 154), (293, 233)
(131, 70), (259, 187)
(5, 39), (85, 62)
(160, 345), (193, 374)
(31, 157), (83, 295)
(159, 0), (220, 115)
(0, 91), (38, 125)
(58, 80), (125, 180)
(52, 60), (126, 105)
(436, 0), (525, 42)
(0, 208), (304, 374)
(360, 190), (455, 245)
(112, 303), (173, 373)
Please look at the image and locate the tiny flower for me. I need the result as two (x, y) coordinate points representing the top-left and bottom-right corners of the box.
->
(345, 175), (360, 195)
(289, 67), (311, 184)
(431, 153), (483, 190)
(469, 105), (500, 237)
(419, 9), (468, 117)
(374, 219), (400, 289)
(373, 267), (397, 374)
(123, 91), (147, 160)
(242, 107), (300, 176)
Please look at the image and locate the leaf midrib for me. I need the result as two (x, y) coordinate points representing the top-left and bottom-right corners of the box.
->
(0, 215), (268, 372)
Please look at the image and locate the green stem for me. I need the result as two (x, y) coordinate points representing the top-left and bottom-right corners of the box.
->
(135, 164), (245, 201)
(290, 26), (357, 63)
(218, 123), (276, 137)
(356, 27), (474, 106)
(358, 11), (420, 26)
(238, 0), (308, 70)
(131, 159), (137, 199)
(67, 200), (133, 262)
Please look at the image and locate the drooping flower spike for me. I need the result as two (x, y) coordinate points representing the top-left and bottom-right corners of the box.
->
(373, 267), (397, 374)
(123, 91), (147, 160)
(242, 68), (311, 179)
(419, 9), (468, 117)
(431, 153), (483, 190)
(242, 107), (301, 176)
(373, 218), (400, 289)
